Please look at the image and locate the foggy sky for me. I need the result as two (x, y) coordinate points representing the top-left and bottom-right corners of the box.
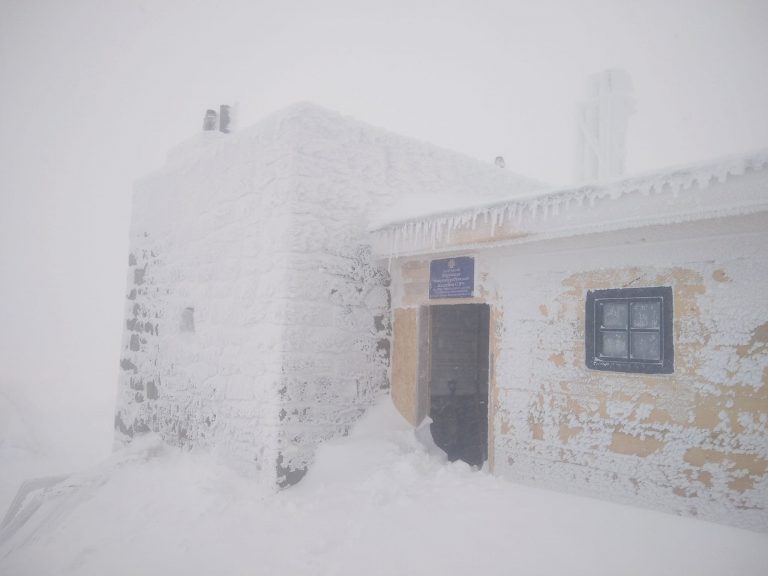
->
(1, 0), (767, 458)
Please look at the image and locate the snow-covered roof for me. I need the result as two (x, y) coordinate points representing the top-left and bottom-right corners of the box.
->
(371, 149), (768, 258)
(159, 102), (545, 213)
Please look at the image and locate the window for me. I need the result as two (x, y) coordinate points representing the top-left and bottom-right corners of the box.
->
(180, 307), (195, 333)
(585, 286), (673, 374)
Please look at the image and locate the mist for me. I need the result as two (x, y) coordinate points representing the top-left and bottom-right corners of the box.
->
(1, 0), (767, 463)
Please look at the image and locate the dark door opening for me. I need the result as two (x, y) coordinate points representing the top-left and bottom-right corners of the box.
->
(428, 304), (490, 467)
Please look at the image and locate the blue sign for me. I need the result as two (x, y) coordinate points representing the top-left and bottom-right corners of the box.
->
(429, 257), (474, 299)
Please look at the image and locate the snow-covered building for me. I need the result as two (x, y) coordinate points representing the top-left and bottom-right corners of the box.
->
(115, 104), (540, 487)
(116, 103), (768, 531)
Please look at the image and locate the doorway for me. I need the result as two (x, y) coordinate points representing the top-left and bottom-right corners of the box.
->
(427, 303), (490, 467)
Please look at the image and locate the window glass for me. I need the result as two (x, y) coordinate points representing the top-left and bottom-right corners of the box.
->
(586, 286), (673, 374)
(601, 302), (628, 329)
(630, 301), (660, 329)
(601, 331), (628, 358)
(630, 332), (660, 361)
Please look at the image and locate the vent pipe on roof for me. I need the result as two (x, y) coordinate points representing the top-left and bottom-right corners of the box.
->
(202, 104), (236, 133)
(219, 105), (232, 133)
(575, 69), (635, 182)
(202, 109), (218, 131)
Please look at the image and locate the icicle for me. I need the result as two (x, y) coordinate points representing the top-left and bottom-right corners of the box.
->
(430, 221), (436, 249)
(670, 177), (682, 198)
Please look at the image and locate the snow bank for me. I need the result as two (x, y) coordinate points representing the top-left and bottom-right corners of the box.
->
(2, 398), (766, 576)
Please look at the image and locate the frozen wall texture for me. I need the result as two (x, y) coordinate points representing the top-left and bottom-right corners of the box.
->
(116, 104), (539, 486)
(488, 221), (768, 532)
(377, 158), (768, 531)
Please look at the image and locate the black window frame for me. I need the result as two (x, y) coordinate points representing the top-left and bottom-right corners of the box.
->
(585, 286), (673, 374)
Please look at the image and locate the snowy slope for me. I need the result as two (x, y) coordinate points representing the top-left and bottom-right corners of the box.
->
(1, 398), (766, 576)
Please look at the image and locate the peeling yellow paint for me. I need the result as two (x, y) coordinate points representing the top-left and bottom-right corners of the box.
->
(598, 396), (608, 419)
(549, 351), (566, 368)
(564, 397), (585, 416)
(610, 431), (665, 457)
(694, 385), (768, 434)
(698, 470), (714, 488)
(558, 423), (583, 444)
(694, 397), (723, 429)
(736, 322), (768, 358)
(728, 476), (756, 493)
(684, 448), (768, 476)
(530, 421), (544, 441)
(673, 486), (697, 498)
(685, 469), (714, 488)
(712, 269), (730, 282)
(646, 407), (675, 425)
(391, 308), (418, 425)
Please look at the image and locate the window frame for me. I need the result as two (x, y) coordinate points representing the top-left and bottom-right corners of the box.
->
(585, 286), (674, 374)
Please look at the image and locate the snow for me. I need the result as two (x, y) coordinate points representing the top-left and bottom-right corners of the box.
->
(2, 398), (766, 576)
(371, 148), (768, 258)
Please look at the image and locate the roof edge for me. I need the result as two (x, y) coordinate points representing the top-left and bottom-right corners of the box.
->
(370, 148), (768, 233)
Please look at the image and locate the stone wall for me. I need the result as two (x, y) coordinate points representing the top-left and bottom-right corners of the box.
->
(116, 128), (294, 484)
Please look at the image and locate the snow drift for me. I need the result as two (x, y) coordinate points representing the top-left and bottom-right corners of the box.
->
(1, 398), (766, 576)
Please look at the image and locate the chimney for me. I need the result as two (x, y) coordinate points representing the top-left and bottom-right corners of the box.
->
(219, 105), (232, 134)
(202, 109), (218, 131)
(495, 156), (506, 168)
(202, 104), (236, 133)
(575, 69), (635, 182)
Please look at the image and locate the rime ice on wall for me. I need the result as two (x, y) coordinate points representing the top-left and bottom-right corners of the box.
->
(116, 103), (539, 485)
(376, 159), (768, 531)
(487, 235), (768, 532)
(372, 149), (768, 258)
(116, 128), (293, 484)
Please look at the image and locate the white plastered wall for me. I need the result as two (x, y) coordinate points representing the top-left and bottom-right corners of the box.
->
(483, 213), (768, 531)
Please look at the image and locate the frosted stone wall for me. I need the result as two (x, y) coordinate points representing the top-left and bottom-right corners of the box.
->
(116, 128), (295, 484)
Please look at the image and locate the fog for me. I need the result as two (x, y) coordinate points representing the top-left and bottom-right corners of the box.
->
(1, 0), (767, 461)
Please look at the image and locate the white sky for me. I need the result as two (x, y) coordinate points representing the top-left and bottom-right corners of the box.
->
(1, 0), (767, 456)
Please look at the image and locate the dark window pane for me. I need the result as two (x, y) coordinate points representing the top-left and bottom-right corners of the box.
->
(601, 331), (628, 358)
(630, 301), (660, 329)
(601, 302), (628, 329)
(630, 332), (660, 361)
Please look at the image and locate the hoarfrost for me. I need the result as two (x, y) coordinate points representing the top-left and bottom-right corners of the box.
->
(374, 149), (768, 258)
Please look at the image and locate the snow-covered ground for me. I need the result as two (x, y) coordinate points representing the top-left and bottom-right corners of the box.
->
(1, 399), (766, 576)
